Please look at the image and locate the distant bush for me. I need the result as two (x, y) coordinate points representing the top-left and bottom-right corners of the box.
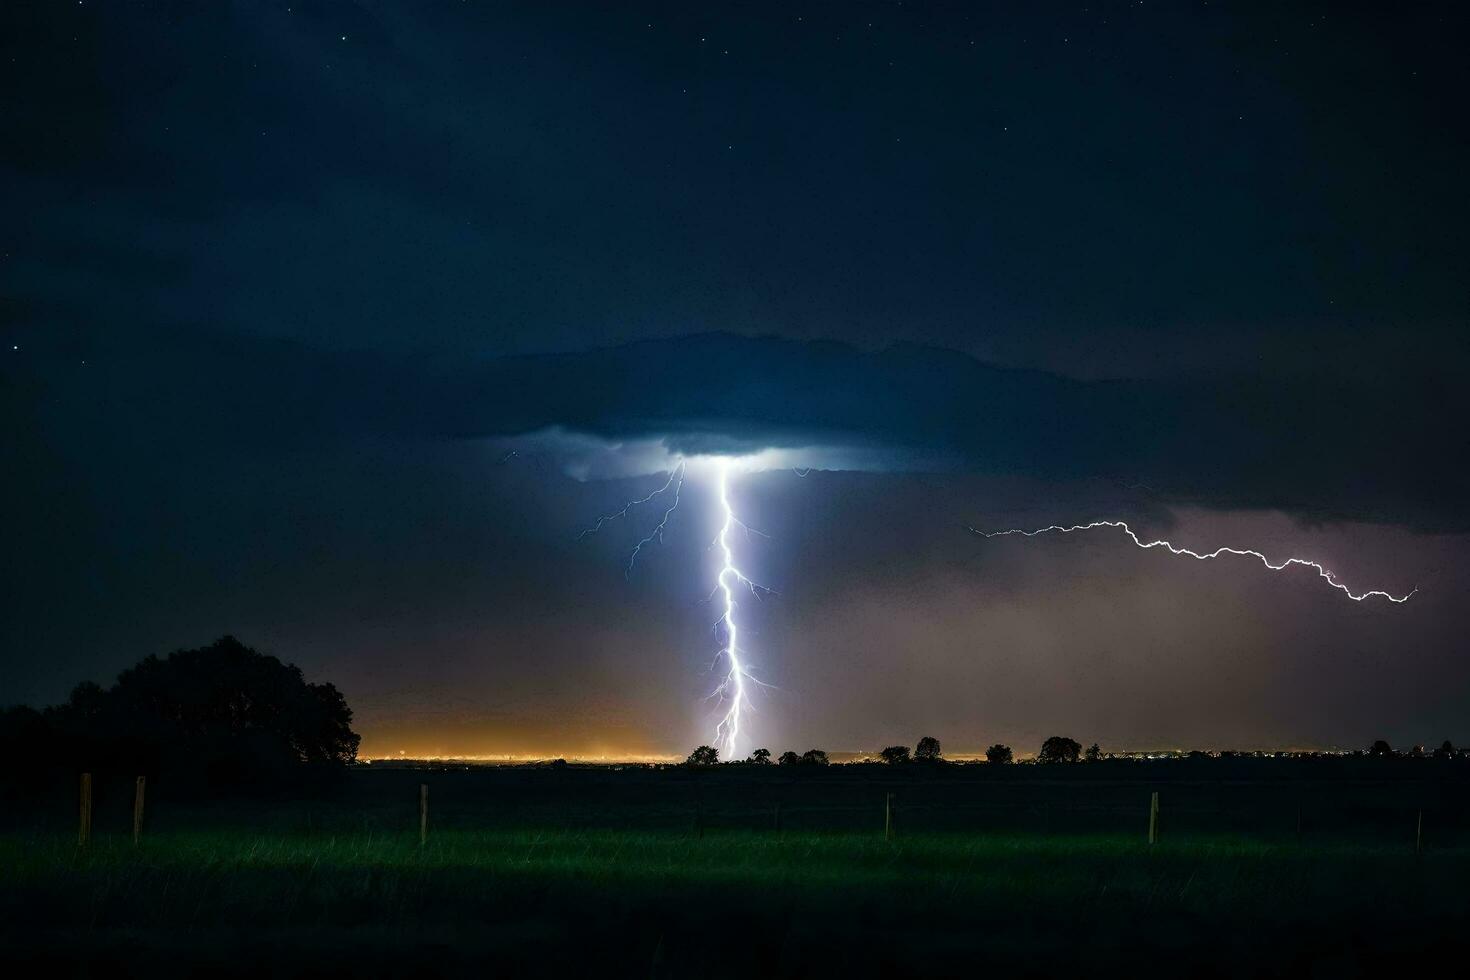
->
(777, 751), (801, 766)
(985, 744), (1013, 764)
(800, 749), (830, 766)
(1369, 740), (1393, 757)
(685, 745), (719, 767)
(879, 745), (911, 764)
(1038, 737), (1082, 764)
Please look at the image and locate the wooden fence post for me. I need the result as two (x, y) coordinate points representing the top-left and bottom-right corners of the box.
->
(132, 776), (146, 845)
(884, 792), (894, 841)
(419, 784), (428, 847)
(1147, 791), (1159, 845)
(78, 773), (92, 846)
(1416, 810), (1423, 854)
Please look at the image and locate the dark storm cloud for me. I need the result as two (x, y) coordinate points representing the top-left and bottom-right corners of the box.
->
(11, 329), (1464, 531)
(455, 335), (1466, 531)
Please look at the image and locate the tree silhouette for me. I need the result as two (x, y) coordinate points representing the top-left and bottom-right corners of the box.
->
(1038, 736), (1082, 764)
(777, 750), (801, 766)
(1435, 740), (1456, 760)
(749, 747), (772, 765)
(879, 745), (911, 764)
(800, 749), (829, 766)
(914, 736), (942, 761)
(985, 744), (1013, 764)
(1369, 739), (1393, 757)
(1085, 743), (1102, 761)
(24, 635), (359, 787)
(685, 745), (719, 767)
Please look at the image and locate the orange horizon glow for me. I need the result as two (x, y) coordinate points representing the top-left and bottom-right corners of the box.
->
(356, 741), (1370, 765)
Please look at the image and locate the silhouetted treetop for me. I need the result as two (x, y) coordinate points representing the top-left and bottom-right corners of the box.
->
(107, 637), (358, 766)
(685, 745), (719, 767)
(985, 744), (1013, 764)
(16, 636), (359, 788)
(1038, 736), (1082, 764)
(915, 736), (942, 761)
(879, 745), (911, 764)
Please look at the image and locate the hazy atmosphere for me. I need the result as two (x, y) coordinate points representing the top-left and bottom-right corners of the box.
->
(5, 0), (1466, 758)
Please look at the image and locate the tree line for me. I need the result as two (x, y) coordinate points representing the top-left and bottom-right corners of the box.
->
(685, 735), (1466, 767)
(684, 735), (1100, 767)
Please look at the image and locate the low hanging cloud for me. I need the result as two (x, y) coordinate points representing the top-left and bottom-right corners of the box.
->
(445, 335), (1465, 531)
(11, 328), (1464, 531)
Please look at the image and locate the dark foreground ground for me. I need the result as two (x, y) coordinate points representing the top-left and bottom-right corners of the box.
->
(3, 760), (1468, 977)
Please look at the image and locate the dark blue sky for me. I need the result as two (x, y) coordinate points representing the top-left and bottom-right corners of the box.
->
(3, 2), (1466, 757)
(7, 1), (1466, 371)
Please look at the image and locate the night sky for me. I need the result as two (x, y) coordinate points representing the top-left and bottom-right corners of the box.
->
(4, 1), (1467, 758)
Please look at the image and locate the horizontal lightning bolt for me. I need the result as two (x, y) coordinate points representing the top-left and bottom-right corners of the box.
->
(970, 520), (1416, 603)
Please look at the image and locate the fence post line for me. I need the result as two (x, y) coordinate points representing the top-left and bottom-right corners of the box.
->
(884, 792), (894, 841)
(132, 776), (146, 845)
(1416, 809), (1423, 855)
(78, 773), (92, 847)
(419, 784), (428, 847)
(1147, 791), (1159, 845)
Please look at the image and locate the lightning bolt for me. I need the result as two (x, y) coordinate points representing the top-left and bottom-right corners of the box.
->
(709, 459), (772, 761)
(577, 457), (772, 759)
(970, 520), (1416, 603)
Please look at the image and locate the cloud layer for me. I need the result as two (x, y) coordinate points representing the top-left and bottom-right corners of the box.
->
(14, 329), (1459, 531)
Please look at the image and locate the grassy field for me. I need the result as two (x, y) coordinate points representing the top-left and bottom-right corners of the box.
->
(3, 764), (1468, 976)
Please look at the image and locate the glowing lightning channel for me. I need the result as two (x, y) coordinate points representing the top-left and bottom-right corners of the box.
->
(576, 457), (773, 758)
(969, 520), (1416, 603)
(710, 460), (772, 760)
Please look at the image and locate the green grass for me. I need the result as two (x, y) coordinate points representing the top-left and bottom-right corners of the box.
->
(4, 829), (1467, 976)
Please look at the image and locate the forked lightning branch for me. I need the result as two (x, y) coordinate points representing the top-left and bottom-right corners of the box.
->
(580, 457), (771, 759)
